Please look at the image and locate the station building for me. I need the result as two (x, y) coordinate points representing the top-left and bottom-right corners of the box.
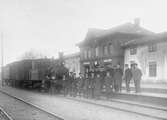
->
(77, 19), (154, 75)
(123, 33), (167, 83)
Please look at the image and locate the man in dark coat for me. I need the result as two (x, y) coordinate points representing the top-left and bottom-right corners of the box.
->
(72, 73), (77, 97)
(123, 64), (132, 92)
(77, 73), (84, 97)
(104, 71), (113, 98)
(62, 75), (67, 96)
(83, 73), (89, 98)
(88, 72), (95, 98)
(68, 72), (74, 96)
(94, 72), (102, 99)
(114, 64), (123, 92)
(108, 67), (114, 91)
(132, 63), (142, 93)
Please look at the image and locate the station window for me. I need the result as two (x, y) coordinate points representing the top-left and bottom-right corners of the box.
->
(149, 61), (157, 77)
(84, 50), (87, 59)
(130, 47), (137, 55)
(103, 45), (108, 56)
(148, 44), (157, 52)
(88, 50), (91, 58)
(95, 47), (99, 57)
(91, 48), (94, 58)
(109, 43), (114, 54)
(82, 52), (84, 59)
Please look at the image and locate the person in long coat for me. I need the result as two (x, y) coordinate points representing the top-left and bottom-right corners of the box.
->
(123, 64), (132, 92)
(88, 72), (95, 98)
(131, 63), (142, 93)
(62, 75), (67, 96)
(83, 73), (89, 98)
(104, 71), (113, 98)
(68, 72), (74, 96)
(114, 64), (123, 92)
(94, 72), (102, 99)
(77, 73), (84, 97)
(108, 67), (115, 91)
(87, 73), (92, 98)
(72, 73), (77, 97)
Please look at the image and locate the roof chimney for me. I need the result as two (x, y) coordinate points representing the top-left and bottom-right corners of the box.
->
(134, 18), (140, 27)
(59, 52), (64, 59)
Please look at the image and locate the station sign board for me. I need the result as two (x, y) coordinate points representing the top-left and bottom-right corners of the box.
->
(103, 59), (112, 63)
(83, 62), (90, 65)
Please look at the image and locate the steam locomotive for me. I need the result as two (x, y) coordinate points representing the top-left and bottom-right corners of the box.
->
(3, 58), (69, 91)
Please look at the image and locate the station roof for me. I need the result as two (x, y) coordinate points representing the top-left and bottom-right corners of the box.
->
(122, 32), (167, 48)
(77, 22), (154, 47)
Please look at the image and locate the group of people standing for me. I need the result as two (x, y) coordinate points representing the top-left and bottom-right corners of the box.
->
(124, 63), (142, 93)
(63, 63), (142, 99)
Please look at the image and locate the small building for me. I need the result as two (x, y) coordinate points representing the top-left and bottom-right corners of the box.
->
(63, 53), (80, 77)
(77, 19), (154, 75)
(122, 33), (167, 83)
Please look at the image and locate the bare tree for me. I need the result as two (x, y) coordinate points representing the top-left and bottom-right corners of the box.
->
(19, 49), (48, 60)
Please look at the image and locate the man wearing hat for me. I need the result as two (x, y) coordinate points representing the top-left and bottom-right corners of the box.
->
(123, 64), (132, 92)
(77, 73), (84, 97)
(94, 72), (102, 99)
(72, 73), (77, 97)
(108, 65), (114, 91)
(83, 73), (89, 98)
(114, 64), (123, 92)
(89, 71), (95, 98)
(68, 72), (74, 96)
(104, 71), (113, 98)
(131, 63), (142, 93)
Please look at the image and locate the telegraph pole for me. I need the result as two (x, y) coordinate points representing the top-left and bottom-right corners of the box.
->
(1, 32), (4, 86)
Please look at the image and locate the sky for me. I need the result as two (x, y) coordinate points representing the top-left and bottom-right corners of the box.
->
(1, 0), (167, 65)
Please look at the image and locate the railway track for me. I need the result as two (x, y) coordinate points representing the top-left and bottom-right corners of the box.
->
(0, 106), (13, 120)
(1, 87), (167, 120)
(66, 96), (167, 120)
(0, 90), (64, 120)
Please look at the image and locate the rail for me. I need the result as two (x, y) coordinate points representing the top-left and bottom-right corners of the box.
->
(0, 90), (64, 120)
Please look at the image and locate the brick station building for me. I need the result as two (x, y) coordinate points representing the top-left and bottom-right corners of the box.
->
(77, 19), (154, 75)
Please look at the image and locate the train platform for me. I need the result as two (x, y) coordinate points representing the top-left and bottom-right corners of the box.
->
(113, 83), (167, 106)
(121, 82), (167, 94)
(0, 86), (167, 120)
